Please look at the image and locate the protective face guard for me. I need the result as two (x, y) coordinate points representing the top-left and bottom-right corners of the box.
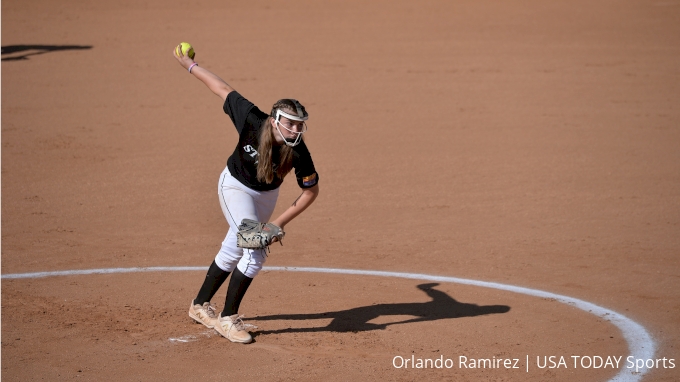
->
(274, 109), (308, 147)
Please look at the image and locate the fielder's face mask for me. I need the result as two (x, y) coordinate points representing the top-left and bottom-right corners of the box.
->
(273, 101), (308, 147)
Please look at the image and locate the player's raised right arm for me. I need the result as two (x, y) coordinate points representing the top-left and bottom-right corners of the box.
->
(173, 45), (234, 101)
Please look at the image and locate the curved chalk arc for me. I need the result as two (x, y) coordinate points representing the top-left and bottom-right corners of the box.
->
(2, 266), (654, 382)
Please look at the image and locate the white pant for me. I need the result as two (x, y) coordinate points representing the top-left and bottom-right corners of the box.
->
(214, 167), (279, 278)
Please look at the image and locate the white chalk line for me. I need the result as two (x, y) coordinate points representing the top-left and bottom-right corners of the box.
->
(169, 329), (216, 343)
(2, 266), (655, 382)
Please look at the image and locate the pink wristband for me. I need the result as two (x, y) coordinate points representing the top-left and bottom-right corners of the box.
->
(188, 63), (198, 73)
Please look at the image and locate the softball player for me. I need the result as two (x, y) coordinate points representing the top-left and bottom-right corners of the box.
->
(173, 46), (320, 343)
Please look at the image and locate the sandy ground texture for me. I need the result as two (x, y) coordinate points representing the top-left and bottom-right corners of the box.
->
(2, 0), (679, 381)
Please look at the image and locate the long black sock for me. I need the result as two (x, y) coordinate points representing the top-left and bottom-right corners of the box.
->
(222, 268), (253, 317)
(194, 261), (230, 305)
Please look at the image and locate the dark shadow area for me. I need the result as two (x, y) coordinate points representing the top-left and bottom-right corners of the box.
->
(2, 45), (92, 61)
(251, 283), (510, 335)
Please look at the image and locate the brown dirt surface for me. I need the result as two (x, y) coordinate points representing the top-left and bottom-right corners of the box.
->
(2, 0), (679, 381)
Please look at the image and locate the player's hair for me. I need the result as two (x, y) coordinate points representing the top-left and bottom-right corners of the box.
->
(257, 100), (306, 183)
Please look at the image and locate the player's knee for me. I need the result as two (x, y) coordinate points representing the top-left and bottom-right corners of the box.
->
(237, 263), (261, 278)
(237, 251), (267, 278)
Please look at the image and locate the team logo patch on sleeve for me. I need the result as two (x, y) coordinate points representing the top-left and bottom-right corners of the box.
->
(302, 173), (318, 187)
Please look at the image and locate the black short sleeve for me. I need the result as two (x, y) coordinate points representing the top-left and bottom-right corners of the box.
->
(293, 142), (319, 189)
(223, 91), (256, 134)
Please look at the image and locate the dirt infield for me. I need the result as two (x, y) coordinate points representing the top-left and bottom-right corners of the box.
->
(2, 0), (679, 381)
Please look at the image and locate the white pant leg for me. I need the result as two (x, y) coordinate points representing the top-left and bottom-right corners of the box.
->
(214, 167), (279, 278)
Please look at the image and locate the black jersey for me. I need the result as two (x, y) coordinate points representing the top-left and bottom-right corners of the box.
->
(223, 91), (319, 192)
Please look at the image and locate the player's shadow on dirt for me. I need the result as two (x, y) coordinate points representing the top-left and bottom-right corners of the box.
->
(251, 283), (510, 335)
(1, 45), (92, 61)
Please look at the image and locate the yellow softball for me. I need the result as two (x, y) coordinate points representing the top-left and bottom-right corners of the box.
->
(176, 42), (195, 59)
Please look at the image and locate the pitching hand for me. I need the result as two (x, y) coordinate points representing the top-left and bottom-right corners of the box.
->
(173, 44), (195, 71)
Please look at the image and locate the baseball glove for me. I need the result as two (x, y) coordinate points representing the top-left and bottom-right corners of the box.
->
(236, 219), (285, 250)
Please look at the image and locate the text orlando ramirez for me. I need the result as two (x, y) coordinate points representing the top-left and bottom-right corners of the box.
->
(392, 354), (676, 372)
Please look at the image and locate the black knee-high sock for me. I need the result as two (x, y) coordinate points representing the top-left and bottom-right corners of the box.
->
(194, 261), (230, 305)
(222, 268), (253, 317)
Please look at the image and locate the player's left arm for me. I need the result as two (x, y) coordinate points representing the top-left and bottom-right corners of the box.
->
(270, 184), (319, 230)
